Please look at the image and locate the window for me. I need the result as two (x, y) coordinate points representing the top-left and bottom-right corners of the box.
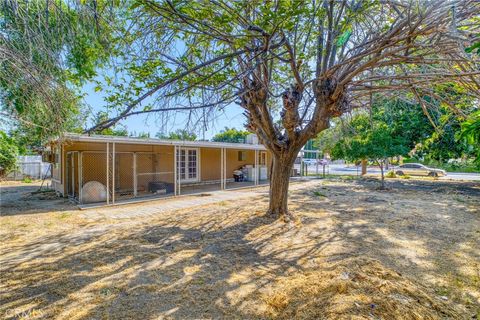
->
(177, 148), (199, 182)
(238, 151), (246, 161)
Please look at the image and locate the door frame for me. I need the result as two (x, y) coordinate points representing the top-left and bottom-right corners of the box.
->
(177, 147), (200, 182)
(66, 151), (79, 199)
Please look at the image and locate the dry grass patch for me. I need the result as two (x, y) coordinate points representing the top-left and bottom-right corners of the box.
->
(262, 258), (461, 320)
(1, 179), (479, 319)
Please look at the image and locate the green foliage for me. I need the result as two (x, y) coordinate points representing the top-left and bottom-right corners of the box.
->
(22, 177), (33, 183)
(132, 132), (151, 139)
(156, 129), (197, 141)
(0, 1), (114, 143)
(386, 171), (396, 178)
(212, 127), (250, 143)
(465, 41), (480, 54)
(312, 190), (327, 197)
(331, 115), (409, 163)
(92, 112), (128, 136)
(459, 110), (480, 168)
(319, 94), (478, 167)
(0, 131), (19, 177)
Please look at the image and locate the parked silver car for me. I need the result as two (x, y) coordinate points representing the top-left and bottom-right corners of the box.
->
(395, 163), (447, 177)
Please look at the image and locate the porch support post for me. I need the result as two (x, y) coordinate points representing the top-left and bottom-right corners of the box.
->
(300, 150), (304, 177)
(222, 148), (226, 190)
(112, 142), (115, 204)
(254, 150), (258, 186)
(178, 146), (182, 195)
(79, 152), (83, 203)
(106, 142), (109, 205)
(220, 148), (223, 190)
(72, 154), (75, 200)
(174, 145), (177, 196)
(133, 152), (137, 197)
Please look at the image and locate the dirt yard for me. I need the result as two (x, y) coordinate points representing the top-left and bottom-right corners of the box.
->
(1, 178), (479, 319)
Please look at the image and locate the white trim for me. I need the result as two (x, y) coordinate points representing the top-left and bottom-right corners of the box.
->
(106, 142), (109, 205)
(61, 133), (266, 151)
(174, 145), (177, 196)
(254, 150), (258, 186)
(133, 153), (137, 197)
(79, 152), (83, 202)
(177, 147), (199, 183)
(198, 148), (202, 182)
(112, 142), (115, 204)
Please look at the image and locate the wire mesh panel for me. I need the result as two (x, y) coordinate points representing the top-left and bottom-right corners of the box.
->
(114, 152), (134, 201)
(136, 152), (175, 199)
(81, 152), (108, 204)
(178, 147), (222, 195)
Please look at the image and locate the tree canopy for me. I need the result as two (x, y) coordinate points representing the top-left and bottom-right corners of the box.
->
(212, 127), (250, 143)
(156, 129), (197, 141)
(331, 114), (409, 187)
(0, 131), (19, 177)
(0, 0), (116, 143)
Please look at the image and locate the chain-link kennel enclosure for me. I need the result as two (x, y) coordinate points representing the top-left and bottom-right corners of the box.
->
(80, 152), (108, 204)
(59, 136), (271, 206)
(136, 152), (175, 199)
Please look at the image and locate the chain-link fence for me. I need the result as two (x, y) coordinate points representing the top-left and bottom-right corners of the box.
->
(294, 149), (328, 179)
(75, 149), (175, 205)
(136, 152), (175, 199)
(70, 143), (271, 205)
(80, 152), (108, 204)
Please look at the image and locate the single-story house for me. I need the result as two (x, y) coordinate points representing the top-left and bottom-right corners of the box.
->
(45, 133), (271, 206)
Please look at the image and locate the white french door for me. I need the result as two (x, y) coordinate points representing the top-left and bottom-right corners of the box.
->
(177, 148), (199, 182)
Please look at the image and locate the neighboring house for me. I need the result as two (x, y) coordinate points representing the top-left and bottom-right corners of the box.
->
(46, 133), (270, 206)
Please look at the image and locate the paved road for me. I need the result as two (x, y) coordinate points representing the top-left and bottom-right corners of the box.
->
(294, 163), (480, 181)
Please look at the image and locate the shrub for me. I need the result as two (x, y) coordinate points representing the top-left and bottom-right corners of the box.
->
(313, 190), (327, 197)
(22, 176), (32, 183)
(400, 174), (411, 179)
(0, 131), (18, 177)
(386, 171), (396, 178)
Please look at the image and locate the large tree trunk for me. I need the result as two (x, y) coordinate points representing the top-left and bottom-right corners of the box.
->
(268, 151), (297, 220)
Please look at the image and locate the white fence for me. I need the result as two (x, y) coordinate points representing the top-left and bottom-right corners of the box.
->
(5, 156), (51, 180)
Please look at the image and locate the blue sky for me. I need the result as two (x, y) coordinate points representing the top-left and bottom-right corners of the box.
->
(81, 81), (247, 140)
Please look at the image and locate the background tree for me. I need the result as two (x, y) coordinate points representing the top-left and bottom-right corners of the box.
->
(0, 131), (19, 178)
(212, 127), (250, 143)
(92, 112), (128, 136)
(459, 110), (480, 168)
(331, 115), (409, 188)
(0, 1), (115, 145)
(156, 129), (197, 141)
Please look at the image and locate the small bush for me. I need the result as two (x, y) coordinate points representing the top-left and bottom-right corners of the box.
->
(386, 171), (396, 178)
(313, 190), (327, 197)
(400, 174), (410, 179)
(22, 176), (32, 183)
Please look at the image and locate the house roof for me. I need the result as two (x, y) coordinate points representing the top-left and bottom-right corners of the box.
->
(60, 133), (267, 151)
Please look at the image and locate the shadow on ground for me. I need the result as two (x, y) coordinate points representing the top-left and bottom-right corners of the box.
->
(1, 179), (479, 319)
